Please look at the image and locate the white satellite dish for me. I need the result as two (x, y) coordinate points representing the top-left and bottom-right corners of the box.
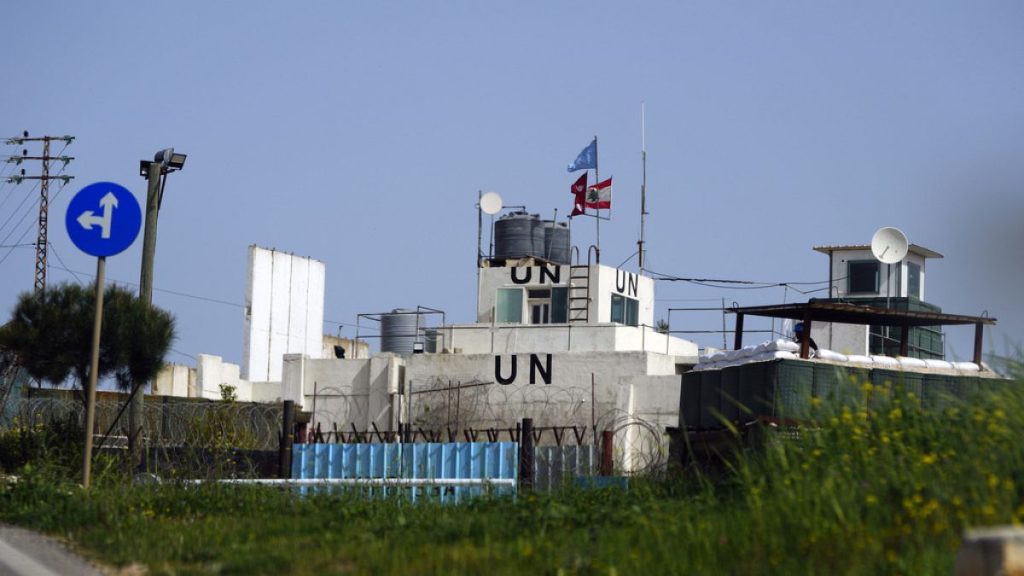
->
(871, 227), (909, 264)
(480, 191), (503, 215)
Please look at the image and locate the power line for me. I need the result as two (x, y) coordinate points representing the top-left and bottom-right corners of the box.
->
(0, 182), (42, 268)
(3, 134), (74, 291)
(0, 180), (40, 239)
(646, 267), (833, 294)
(47, 242), (85, 284)
(0, 177), (71, 269)
(46, 262), (366, 332)
(0, 153), (71, 268)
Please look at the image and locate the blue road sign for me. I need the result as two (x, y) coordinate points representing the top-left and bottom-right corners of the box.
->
(65, 182), (142, 257)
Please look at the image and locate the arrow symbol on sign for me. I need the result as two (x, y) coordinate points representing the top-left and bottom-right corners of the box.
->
(76, 191), (118, 239)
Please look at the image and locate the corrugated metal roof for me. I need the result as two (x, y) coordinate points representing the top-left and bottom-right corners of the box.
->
(812, 244), (944, 259)
(729, 300), (993, 326)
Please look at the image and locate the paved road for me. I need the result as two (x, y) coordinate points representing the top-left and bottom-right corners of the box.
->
(0, 524), (104, 576)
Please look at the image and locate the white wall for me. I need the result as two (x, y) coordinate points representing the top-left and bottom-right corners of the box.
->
(826, 248), (929, 300)
(477, 263), (569, 323)
(194, 354), (253, 401)
(153, 363), (193, 397)
(477, 263), (656, 327)
(283, 349), (687, 470)
(435, 323), (697, 357)
(288, 350), (684, 432)
(816, 323), (870, 356)
(593, 266), (655, 326)
(242, 246), (326, 382)
(616, 375), (681, 473)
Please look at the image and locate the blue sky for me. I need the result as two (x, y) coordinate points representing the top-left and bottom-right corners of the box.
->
(2, 2), (1022, 366)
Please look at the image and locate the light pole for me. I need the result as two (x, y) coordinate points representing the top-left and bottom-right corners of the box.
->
(128, 147), (186, 469)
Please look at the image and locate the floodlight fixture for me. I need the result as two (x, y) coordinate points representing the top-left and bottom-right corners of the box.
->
(154, 148), (187, 171)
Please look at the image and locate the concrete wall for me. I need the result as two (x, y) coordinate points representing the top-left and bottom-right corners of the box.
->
(281, 348), (691, 470)
(616, 375), (682, 472)
(816, 322), (870, 356)
(593, 266), (655, 326)
(152, 363), (194, 397)
(155, 357), (252, 401)
(437, 323), (697, 356)
(242, 246), (326, 382)
(477, 263), (655, 327)
(288, 350), (686, 433)
(478, 263), (569, 323)
(196, 354), (253, 401)
(321, 335), (369, 360)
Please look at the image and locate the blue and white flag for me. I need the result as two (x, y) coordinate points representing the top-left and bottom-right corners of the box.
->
(567, 138), (597, 172)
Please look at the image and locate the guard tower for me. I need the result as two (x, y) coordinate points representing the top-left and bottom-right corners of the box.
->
(812, 242), (945, 358)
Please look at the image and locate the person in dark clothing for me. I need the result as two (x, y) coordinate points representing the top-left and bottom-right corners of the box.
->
(794, 322), (819, 352)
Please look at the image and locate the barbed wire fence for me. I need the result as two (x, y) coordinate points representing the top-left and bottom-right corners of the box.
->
(3, 381), (672, 480)
(308, 378), (670, 476)
(1, 397), (283, 478)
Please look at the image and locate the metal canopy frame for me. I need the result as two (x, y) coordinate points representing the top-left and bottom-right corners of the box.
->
(728, 299), (996, 363)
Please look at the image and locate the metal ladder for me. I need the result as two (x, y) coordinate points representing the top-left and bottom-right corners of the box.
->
(568, 265), (590, 322)
(567, 246), (598, 323)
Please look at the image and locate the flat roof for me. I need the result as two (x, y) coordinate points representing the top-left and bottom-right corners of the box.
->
(729, 300), (994, 327)
(812, 244), (944, 259)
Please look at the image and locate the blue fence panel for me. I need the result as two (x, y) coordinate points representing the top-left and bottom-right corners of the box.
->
(534, 445), (597, 491)
(292, 442), (518, 503)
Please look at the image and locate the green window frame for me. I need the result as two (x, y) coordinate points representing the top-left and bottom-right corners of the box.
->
(551, 287), (568, 323)
(848, 261), (880, 294)
(906, 262), (921, 299)
(495, 288), (523, 323)
(611, 294), (639, 326)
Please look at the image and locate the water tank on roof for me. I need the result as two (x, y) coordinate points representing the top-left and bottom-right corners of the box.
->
(423, 328), (439, 353)
(380, 309), (422, 355)
(494, 212), (541, 260)
(542, 221), (570, 264)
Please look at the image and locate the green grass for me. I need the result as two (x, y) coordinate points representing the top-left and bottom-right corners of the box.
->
(2, 379), (1024, 574)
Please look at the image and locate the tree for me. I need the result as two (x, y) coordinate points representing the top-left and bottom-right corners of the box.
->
(656, 319), (670, 334)
(0, 283), (176, 396)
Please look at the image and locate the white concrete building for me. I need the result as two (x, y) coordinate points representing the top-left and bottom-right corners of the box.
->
(277, 257), (698, 471)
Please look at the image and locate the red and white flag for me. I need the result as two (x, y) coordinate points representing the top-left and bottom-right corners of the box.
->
(585, 177), (612, 209)
(570, 173), (588, 216)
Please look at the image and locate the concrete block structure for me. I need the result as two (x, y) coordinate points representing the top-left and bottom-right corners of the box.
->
(242, 246), (325, 383)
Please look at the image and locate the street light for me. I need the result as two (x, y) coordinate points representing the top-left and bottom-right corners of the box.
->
(128, 147), (186, 468)
(139, 148), (187, 208)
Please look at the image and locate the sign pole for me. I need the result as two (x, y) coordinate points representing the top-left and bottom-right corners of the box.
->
(82, 255), (106, 489)
(67, 181), (141, 489)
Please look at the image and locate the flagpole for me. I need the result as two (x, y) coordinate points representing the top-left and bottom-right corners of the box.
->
(594, 135), (600, 262)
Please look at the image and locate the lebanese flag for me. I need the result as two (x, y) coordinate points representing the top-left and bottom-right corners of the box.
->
(570, 173), (588, 216)
(585, 177), (612, 209)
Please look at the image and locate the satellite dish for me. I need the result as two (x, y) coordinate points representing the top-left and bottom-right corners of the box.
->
(480, 191), (503, 215)
(871, 227), (909, 264)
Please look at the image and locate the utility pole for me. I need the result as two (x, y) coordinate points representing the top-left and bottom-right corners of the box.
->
(5, 132), (75, 292)
(129, 148), (186, 470)
(128, 160), (162, 469)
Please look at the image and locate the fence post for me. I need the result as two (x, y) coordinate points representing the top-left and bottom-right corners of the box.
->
(600, 429), (614, 476)
(519, 417), (534, 491)
(279, 400), (295, 479)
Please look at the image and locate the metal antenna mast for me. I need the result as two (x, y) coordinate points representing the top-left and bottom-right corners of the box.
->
(5, 132), (75, 292)
(638, 103), (648, 273)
